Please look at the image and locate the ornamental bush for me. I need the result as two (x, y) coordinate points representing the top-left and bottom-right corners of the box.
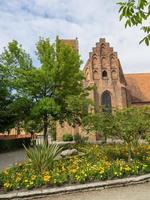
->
(24, 144), (62, 174)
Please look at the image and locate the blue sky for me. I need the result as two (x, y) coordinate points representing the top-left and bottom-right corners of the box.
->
(0, 0), (149, 73)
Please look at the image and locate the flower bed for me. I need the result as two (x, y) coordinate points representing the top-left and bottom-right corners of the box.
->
(0, 144), (150, 192)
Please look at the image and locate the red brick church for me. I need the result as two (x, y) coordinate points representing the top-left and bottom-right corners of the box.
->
(57, 38), (150, 141)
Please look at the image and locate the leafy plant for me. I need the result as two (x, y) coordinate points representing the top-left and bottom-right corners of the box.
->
(1, 144), (150, 191)
(82, 112), (115, 143)
(0, 38), (90, 144)
(24, 144), (62, 173)
(74, 134), (88, 144)
(118, 0), (150, 45)
(113, 107), (150, 161)
(63, 133), (73, 141)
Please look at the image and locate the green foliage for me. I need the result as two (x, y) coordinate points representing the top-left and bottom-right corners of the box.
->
(83, 112), (115, 142)
(113, 107), (150, 160)
(24, 144), (62, 174)
(74, 134), (88, 144)
(1, 144), (150, 191)
(118, 0), (150, 45)
(0, 40), (34, 133)
(83, 107), (150, 160)
(0, 138), (31, 153)
(113, 107), (150, 144)
(0, 38), (90, 143)
(23, 119), (42, 135)
(0, 84), (15, 132)
(0, 63), (14, 132)
(63, 133), (73, 141)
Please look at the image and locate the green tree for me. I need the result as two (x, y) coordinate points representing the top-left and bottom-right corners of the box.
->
(0, 38), (89, 144)
(118, 0), (150, 45)
(113, 107), (150, 161)
(82, 112), (114, 143)
(0, 79), (15, 133)
(0, 40), (33, 133)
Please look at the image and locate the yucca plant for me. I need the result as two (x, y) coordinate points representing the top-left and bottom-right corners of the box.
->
(24, 144), (62, 174)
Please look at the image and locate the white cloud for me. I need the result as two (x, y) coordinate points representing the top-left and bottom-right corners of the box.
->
(0, 0), (149, 73)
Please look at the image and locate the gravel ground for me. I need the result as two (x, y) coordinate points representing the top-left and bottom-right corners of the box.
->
(0, 149), (26, 170)
(36, 182), (150, 200)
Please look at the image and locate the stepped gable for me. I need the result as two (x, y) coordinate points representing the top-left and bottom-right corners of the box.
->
(83, 38), (126, 85)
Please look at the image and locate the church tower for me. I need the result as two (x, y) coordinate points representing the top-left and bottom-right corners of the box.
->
(83, 38), (128, 111)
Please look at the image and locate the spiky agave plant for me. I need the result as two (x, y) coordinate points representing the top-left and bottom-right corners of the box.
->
(24, 144), (62, 174)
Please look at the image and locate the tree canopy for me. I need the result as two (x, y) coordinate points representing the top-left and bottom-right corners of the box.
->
(0, 38), (90, 143)
(118, 0), (150, 45)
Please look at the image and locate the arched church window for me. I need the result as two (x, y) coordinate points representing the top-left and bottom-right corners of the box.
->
(111, 70), (117, 80)
(110, 56), (117, 68)
(101, 91), (112, 112)
(102, 70), (108, 79)
(93, 70), (99, 80)
(92, 57), (97, 68)
(101, 57), (107, 68)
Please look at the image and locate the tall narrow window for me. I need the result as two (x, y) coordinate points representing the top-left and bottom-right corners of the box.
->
(101, 91), (112, 112)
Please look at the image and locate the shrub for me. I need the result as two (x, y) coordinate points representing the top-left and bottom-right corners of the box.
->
(74, 134), (88, 144)
(24, 144), (62, 174)
(63, 133), (73, 141)
(0, 138), (31, 153)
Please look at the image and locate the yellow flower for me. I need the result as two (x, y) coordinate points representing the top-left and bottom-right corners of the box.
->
(31, 175), (36, 180)
(16, 177), (21, 183)
(71, 168), (77, 174)
(30, 181), (34, 185)
(4, 182), (12, 189)
(4, 170), (9, 175)
(43, 175), (51, 183)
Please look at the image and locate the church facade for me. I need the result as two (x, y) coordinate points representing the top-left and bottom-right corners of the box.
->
(57, 38), (150, 141)
(84, 38), (150, 109)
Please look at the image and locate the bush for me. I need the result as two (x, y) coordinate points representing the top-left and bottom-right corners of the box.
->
(74, 134), (88, 144)
(24, 144), (62, 174)
(0, 138), (31, 153)
(63, 133), (73, 141)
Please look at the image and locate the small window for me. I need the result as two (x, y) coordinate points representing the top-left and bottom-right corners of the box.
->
(102, 70), (108, 79)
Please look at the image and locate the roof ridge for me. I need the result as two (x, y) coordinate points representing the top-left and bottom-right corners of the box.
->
(125, 73), (150, 76)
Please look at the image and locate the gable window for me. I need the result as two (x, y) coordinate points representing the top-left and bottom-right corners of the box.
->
(102, 70), (108, 79)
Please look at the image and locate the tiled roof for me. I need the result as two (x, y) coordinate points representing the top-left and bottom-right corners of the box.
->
(125, 73), (150, 103)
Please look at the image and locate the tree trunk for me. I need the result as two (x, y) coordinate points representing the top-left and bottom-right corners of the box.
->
(128, 144), (132, 162)
(104, 134), (107, 144)
(43, 114), (48, 145)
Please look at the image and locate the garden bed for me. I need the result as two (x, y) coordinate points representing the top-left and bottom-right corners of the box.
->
(0, 144), (150, 193)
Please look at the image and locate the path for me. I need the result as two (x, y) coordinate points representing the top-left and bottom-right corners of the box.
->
(0, 149), (26, 170)
(38, 182), (150, 200)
